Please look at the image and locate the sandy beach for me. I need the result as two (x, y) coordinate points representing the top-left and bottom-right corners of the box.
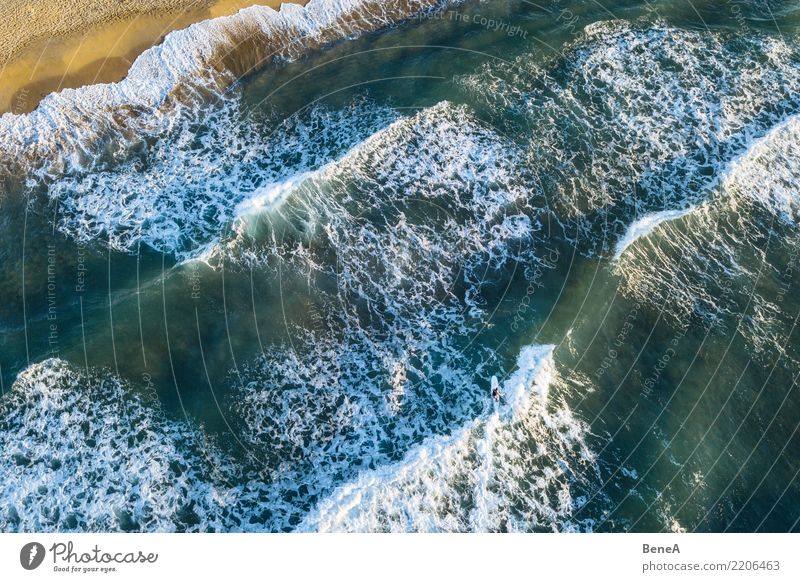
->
(0, 0), (288, 114)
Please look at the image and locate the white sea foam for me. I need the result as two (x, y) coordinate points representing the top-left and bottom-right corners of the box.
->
(221, 102), (556, 530)
(0, 360), (240, 532)
(47, 100), (399, 257)
(720, 113), (800, 222)
(0, 0), (452, 175)
(211, 100), (546, 266)
(612, 208), (696, 262)
(614, 112), (800, 362)
(0, 347), (599, 533)
(460, 22), (800, 253)
(299, 345), (598, 532)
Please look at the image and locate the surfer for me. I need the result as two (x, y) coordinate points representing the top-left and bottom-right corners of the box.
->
(491, 376), (501, 402)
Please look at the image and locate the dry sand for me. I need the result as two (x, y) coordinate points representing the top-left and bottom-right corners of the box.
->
(0, 0), (290, 114)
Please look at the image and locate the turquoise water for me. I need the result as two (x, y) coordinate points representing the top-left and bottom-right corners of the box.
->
(1, 0), (799, 532)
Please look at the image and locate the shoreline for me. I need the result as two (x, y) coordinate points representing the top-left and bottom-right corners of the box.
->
(0, 1), (290, 115)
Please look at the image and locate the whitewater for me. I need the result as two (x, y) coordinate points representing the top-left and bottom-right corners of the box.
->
(1, 0), (799, 533)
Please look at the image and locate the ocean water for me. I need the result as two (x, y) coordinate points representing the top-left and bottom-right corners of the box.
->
(1, 0), (799, 532)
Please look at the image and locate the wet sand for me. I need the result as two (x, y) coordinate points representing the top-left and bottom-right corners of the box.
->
(0, 1), (290, 114)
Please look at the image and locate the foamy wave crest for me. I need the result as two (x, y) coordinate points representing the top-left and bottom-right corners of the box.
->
(219, 102), (555, 529)
(615, 114), (800, 360)
(612, 208), (697, 262)
(210, 101), (547, 271)
(0, 360), (240, 532)
(459, 22), (800, 254)
(0, 0), (451, 178)
(299, 345), (598, 532)
(722, 114), (800, 223)
(46, 100), (398, 257)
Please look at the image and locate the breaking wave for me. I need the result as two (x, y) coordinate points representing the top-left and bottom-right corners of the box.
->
(48, 100), (399, 258)
(612, 208), (696, 263)
(0, 0), (452, 178)
(300, 345), (600, 532)
(0, 360), (239, 532)
(614, 113), (800, 361)
(460, 22), (800, 254)
(216, 101), (560, 530)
